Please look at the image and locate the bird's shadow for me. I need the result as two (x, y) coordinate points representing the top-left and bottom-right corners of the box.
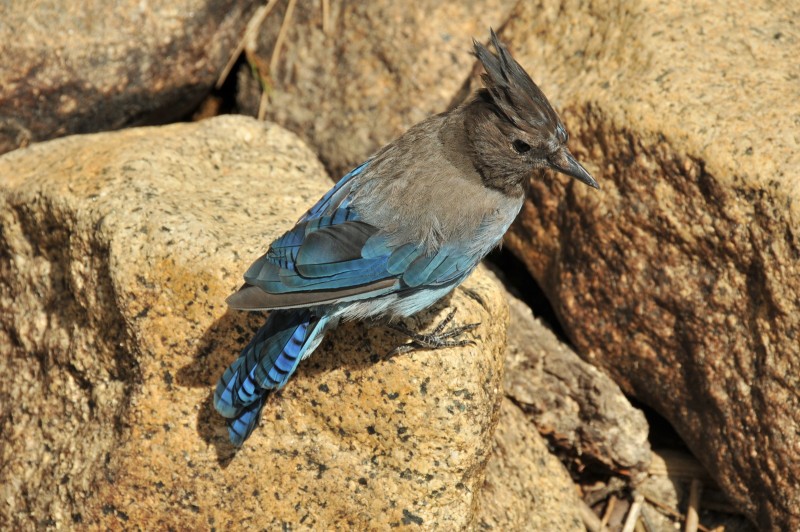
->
(175, 293), (464, 466)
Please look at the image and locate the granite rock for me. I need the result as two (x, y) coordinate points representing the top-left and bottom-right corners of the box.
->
(234, 3), (800, 526)
(242, 0), (800, 529)
(0, 116), (508, 528)
(486, 3), (800, 529)
(0, 0), (260, 155)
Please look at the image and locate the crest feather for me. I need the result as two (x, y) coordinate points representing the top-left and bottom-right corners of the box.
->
(473, 29), (562, 134)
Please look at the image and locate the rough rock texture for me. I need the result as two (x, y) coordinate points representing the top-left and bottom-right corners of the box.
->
(0, 0), (260, 155)
(487, 3), (800, 529)
(475, 398), (584, 531)
(502, 289), (650, 480)
(236, 0), (518, 177)
(0, 116), (509, 529)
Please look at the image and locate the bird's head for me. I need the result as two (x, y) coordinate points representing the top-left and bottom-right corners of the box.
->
(466, 30), (598, 195)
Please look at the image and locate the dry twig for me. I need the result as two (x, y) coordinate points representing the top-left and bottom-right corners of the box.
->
(621, 494), (644, 532)
(269, 0), (297, 80)
(321, 0), (331, 35)
(600, 495), (617, 528)
(259, 0), (297, 120)
(649, 449), (712, 481)
(216, 0), (280, 89)
(579, 499), (606, 532)
(685, 479), (703, 532)
(641, 492), (684, 521)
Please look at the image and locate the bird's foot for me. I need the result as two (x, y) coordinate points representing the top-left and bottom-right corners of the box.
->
(386, 308), (480, 357)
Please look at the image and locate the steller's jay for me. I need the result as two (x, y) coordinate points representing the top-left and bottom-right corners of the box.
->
(214, 30), (598, 446)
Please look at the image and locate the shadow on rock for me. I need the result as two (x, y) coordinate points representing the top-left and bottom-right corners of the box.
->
(176, 293), (460, 464)
(175, 308), (262, 465)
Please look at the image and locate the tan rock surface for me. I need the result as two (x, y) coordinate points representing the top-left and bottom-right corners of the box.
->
(486, 2), (800, 529)
(475, 399), (585, 531)
(0, 0), (260, 155)
(237, 0), (518, 177)
(0, 116), (509, 528)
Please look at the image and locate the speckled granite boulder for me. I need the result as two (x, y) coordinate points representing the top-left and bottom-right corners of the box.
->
(486, 3), (800, 529)
(0, 115), (513, 528)
(0, 0), (260, 155)
(236, 0), (518, 177)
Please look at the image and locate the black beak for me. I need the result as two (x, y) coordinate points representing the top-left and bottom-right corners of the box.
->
(549, 148), (599, 189)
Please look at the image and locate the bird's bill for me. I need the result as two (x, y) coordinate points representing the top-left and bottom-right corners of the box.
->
(549, 149), (599, 189)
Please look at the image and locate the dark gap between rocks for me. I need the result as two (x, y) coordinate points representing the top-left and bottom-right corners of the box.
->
(485, 246), (568, 342)
(632, 398), (692, 453)
(187, 55), (244, 122)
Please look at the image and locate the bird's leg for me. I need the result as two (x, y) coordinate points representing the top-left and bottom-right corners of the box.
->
(386, 308), (480, 357)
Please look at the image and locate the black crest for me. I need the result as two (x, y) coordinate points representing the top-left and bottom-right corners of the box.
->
(473, 30), (564, 140)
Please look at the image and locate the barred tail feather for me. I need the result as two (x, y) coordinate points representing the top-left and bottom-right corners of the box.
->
(227, 397), (267, 446)
(214, 309), (328, 445)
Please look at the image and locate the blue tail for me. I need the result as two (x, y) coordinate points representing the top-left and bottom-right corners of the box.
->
(214, 309), (328, 446)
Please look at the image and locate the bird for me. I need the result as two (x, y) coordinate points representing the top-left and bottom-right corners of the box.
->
(214, 30), (598, 446)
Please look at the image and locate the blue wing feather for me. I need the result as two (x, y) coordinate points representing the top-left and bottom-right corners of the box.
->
(403, 252), (449, 287)
(386, 243), (422, 274)
(361, 233), (393, 259)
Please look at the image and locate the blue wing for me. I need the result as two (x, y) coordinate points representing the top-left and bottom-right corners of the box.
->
(227, 161), (477, 310)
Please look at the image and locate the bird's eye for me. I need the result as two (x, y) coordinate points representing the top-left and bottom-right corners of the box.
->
(512, 139), (531, 154)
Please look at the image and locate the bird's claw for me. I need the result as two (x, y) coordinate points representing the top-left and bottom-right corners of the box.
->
(385, 308), (480, 358)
